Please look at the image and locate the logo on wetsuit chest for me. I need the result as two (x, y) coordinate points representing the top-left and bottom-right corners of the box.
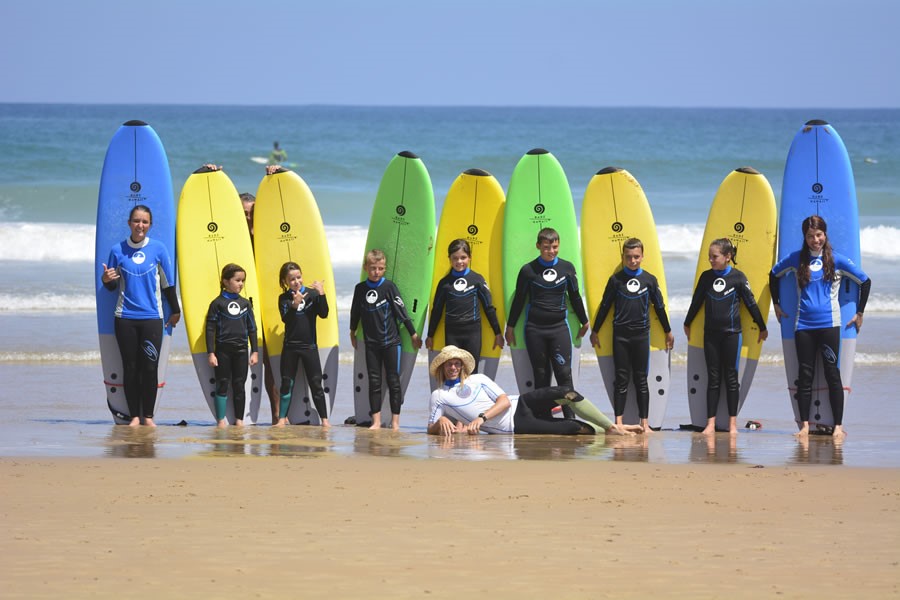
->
(453, 278), (469, 292)
(542, 268), (559, 283)
(366, 290), (379, 304)
(227, 301), (241, 316)
(132, 251), (146, 265)
(626, 278), (642, 293)
(713, 278), (733, 295)
(810, 257), (823, 273)
(457, 384), (472, 398)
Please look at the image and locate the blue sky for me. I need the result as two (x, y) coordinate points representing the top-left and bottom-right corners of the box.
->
(2, 0), (897, 107)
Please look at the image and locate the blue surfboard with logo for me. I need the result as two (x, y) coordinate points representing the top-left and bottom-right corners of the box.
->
(777, 119), (860, 428)
(95, 121), (176, 423)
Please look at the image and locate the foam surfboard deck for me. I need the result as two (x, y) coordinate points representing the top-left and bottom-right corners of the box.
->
(254, 167), (338, 425)
(686, 167), (776, 430)
(778, 120), (861, 427)
(177, 167), (263, 425)
(580, 167), (671, 428)
(502, 148), (585, 394)
(95, 120), (176, 424)
(353, 151), (435, 426)
(427, 168), (506, 388)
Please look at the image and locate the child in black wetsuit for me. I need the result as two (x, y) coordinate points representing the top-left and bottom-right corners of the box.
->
(275, 261), (330, 428)
(505, 228), (590, 403)
(205, 263), (259, 428)
(590, 238), (674, 433)
(684, 238), (768, 434)
(349, 249), (422, 430)
(426, 239), (503, 377)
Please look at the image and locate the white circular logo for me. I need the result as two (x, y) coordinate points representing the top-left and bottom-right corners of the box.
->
(365, 290), (378, 304)
(542, 268), (557, 282)
(453, 278), (468, 292)
(457, 384), (472, 398)
(227, 301), (241, 315)
(713, 278), (726, 293)
(626, 278), (640, 293)
(132, 251), (146, 265)
(810, 257), (823, 272)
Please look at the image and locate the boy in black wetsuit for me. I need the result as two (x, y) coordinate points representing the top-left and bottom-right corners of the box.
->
(349, 249), (422, 430)
(589, 238), (674, 433)
(505, 228), (590, 409)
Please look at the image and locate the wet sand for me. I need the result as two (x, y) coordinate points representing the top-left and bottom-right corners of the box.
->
(3, 457), (898, 599)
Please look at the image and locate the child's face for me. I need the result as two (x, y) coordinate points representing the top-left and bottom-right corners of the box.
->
(223, 271), (246, 294)
(804, 228), (827, 253)
(127, 209), (152, 242)
(708, 246), (731, 271)
(536, 239), (560, 262)
(622, 247), (643, 271)
(449, 249), (471, 272)
(283, 269), (303, 291)
(366, 258), (386, 282)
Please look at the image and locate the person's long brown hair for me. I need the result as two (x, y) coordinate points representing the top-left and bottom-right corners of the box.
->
(797, 215), (835, 287)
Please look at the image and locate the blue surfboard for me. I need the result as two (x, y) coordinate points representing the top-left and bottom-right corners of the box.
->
(777, 119), (860, 427)
(95, 120), (176, 423)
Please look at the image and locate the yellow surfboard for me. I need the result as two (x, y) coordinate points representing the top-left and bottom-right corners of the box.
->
(177, 167), (264, 424)
(686, 167), (776, 429)
(581, 167), (671, 428)
(254, 167), (338, 425)
(428, 168), (506, 387)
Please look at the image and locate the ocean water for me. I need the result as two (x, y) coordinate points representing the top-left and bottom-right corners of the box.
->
(0, 104), (898, 462)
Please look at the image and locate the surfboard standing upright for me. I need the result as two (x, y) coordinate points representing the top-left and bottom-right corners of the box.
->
(428, 168), (506, 388)
(777, 120), (861, 427)
(686, 167), (776, 430)
(580, 167), (671, 428)
(254, 167), (339, 425)
(502, 149), (585, 394)
(95, 120), (176, 424)
(353, 151), (435, 426)
(177, 167), (263, 425)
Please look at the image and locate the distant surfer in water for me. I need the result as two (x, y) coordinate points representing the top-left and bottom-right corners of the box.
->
(770, 215), (871, 440)
(101, 205), (181, 427)
(268, 141), (287, 166)
(427, 345), (641, 436)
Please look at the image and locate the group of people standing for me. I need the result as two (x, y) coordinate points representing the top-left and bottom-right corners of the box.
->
(101, 200), (870, 440)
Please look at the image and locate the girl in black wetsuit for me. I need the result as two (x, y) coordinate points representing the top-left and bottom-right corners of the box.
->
(205, 263), (259, 428)
(276, 261), (330, 427)
(684, 238), (768, 434)
(425, 239), (503, 379)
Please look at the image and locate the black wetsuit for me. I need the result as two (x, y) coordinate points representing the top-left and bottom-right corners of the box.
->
(205, 292), (259, 420)
(507, 257), (589, 392)
(278, 287), (329, 420)
(350, 277), (417, 415)
(427, 268), (501, 369)
(592, 267), (672, 419)
(684, 266), (767, 418)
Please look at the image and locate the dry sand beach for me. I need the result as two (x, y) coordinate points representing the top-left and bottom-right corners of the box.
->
(2, 456), (898, 599)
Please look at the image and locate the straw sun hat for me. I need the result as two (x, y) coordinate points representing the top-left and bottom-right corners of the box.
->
(429, 345), (476, 381)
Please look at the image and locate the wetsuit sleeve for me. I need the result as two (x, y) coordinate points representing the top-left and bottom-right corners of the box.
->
(684, 271), (709, 327)
(389, 285), (418, 336)
(737, 275), (767, 331)
(476, 280), (502, 335)
(650, 279), (672, 333)
(349, 284), (362, 333)
(205, 299), (218, 354)
(427, 279), (447, 338)
(246, 305), (259, 353)
(592, 277), (617, 334)
(162, 286), (181, 315)
(566, 270), (589, 325)
(768, 272), (781, 306)
(505, 266), (530, 328)
(858, 278), (872, 313)
(279, 292), (294, 324)
(316, 291), (329, 319)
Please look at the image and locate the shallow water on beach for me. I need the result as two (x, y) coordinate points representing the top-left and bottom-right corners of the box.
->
(2, 361), (897, 467)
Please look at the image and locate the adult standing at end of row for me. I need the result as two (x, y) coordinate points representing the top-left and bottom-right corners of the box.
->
(770, 215), (871, 440)
(101, 205), (181, 427)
